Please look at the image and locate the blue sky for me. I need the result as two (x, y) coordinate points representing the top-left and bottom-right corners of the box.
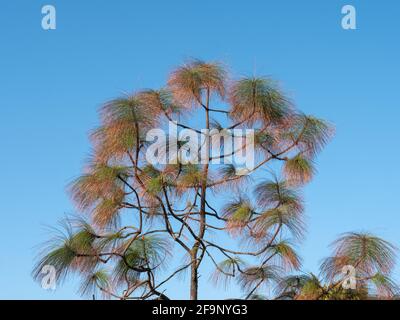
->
(1, 0), (399, 299)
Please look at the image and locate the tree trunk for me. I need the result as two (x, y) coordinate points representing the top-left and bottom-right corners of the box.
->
(189, 90), (210, 300)
(190, 251), (199, 300)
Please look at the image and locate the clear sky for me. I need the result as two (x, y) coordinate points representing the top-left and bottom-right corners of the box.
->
(1, 0), (399, 299)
